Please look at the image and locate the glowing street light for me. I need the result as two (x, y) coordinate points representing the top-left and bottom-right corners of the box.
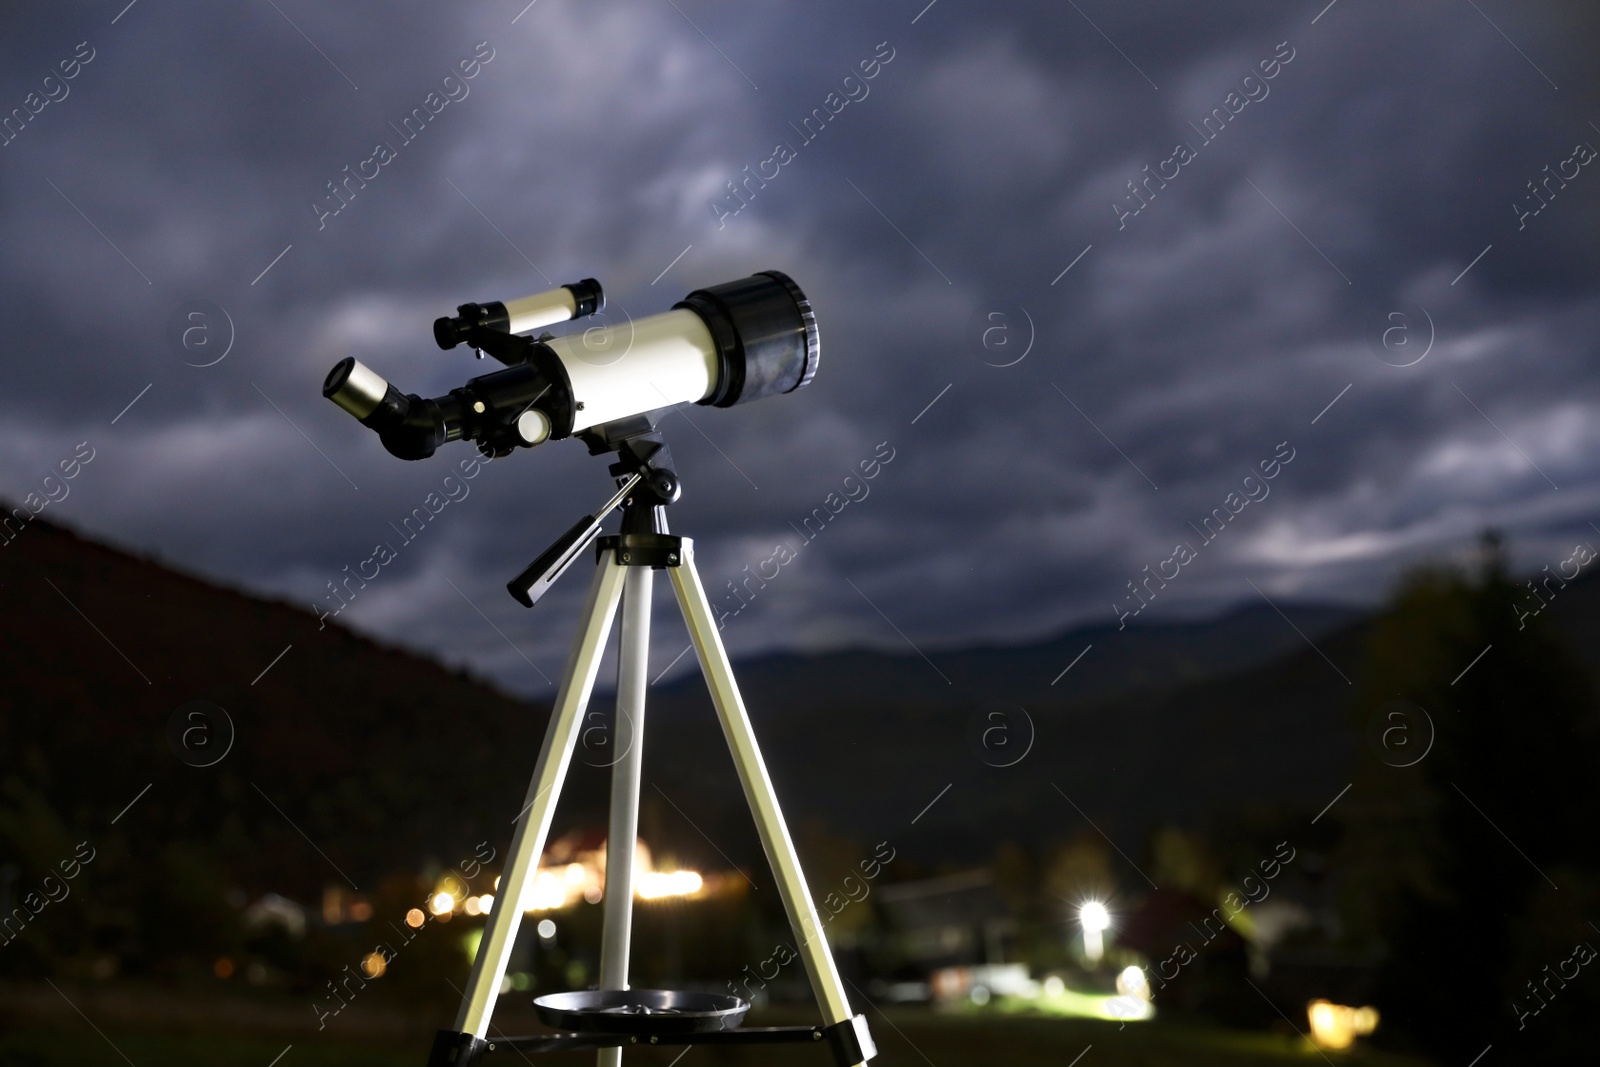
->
(637, 870), (703, 899)
(1079, 901), (1111, 965)
(1307, 1000), (1379, 1050)
(1116, 965), (1149, 1000)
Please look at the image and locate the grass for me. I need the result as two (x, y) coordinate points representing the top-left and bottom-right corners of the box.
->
(0, 1029), (395, 1067)
(0, 1005), (1435, 1067)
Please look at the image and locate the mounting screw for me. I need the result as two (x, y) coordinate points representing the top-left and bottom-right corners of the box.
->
(668, 554), (678, 564)
(576, 401), (585, 410)
(621, 552), (632, 563)
(472, 400), (486, 414)
(649, 1036), (658, 1045)
(813, 1031), (822, 1040)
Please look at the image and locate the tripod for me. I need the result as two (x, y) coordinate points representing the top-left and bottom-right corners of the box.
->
(426, 431), (875, 1067)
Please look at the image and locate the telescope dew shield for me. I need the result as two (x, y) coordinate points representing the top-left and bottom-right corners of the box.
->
(677, 270), (819, 408)
(434, 278), (604, 349)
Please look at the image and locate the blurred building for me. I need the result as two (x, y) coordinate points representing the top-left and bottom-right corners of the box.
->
(873, 870), (1020, 1001)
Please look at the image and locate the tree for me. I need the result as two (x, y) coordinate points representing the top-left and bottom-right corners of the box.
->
(1338, 532), (1600, 1060)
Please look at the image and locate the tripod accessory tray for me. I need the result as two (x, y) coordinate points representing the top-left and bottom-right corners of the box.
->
(426, 1013), (875, 1067)
(532, 989), (748, 1034)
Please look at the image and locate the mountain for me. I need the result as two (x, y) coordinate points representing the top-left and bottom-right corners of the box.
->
(637, 605), (1375, 872)
(0, 511), (564, 897)
(4, 508), (1596, 891)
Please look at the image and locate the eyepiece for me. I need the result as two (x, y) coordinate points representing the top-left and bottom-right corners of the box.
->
(324, 358), (391, 420)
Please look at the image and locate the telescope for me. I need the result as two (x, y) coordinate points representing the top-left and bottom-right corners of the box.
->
(323, 271), (818, 462)
(320, 270), (878, 1067)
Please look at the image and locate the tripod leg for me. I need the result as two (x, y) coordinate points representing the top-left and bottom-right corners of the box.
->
(453, 554), (629, 1039)
(667, 543), (860, 1053)
(596, 564), (652, 1067)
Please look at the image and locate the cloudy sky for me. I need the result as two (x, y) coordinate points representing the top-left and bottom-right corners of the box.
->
(3, 1), (1597, 695)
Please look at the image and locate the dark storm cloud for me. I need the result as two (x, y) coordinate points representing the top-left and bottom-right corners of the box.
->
(1, 1), (1596, 693)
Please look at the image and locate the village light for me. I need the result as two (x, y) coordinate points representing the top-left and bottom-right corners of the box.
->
(1079, 901), (1111, 965)
(1116, 965), (1150, 1000)
(1307, 1000), (1379, 1050)
(637, 870), (703, 899)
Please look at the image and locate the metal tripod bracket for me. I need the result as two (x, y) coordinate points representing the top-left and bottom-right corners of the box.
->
(505, 431), (679, 607)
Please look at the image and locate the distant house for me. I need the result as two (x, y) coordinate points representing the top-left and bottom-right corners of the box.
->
(876, 870), (1018, 970)
(242, 892), (309, 940)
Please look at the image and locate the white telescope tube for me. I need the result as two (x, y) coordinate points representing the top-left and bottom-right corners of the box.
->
(544, 309), (720, 433)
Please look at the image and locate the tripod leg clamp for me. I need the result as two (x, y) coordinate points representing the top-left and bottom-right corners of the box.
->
(825, 1014), (878, 1066)
(426, 1029), (489, 1067)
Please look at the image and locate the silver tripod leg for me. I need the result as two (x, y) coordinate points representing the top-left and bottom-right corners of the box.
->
(453, 554), (629, 1039)
(596, 564), (652, 1067)
(667, 539), (863, 1066)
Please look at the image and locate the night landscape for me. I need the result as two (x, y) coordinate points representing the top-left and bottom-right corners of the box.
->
(3, 3), (1598, 1066)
